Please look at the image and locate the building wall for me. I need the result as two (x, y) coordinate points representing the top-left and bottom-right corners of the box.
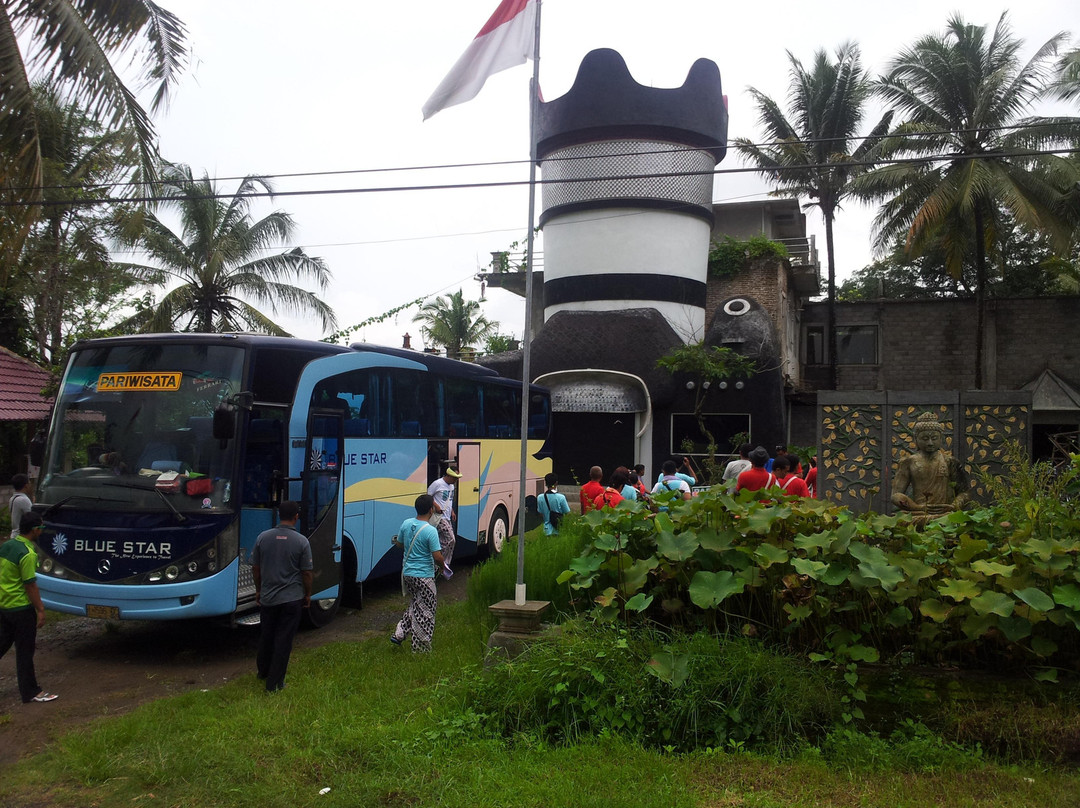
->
(800, 297), (1080, 393)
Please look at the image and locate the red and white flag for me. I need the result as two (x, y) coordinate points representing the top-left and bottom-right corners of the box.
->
(422, 0), (538, 120)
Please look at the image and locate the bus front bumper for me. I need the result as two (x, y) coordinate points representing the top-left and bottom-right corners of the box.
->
(37, 559), (241, 620)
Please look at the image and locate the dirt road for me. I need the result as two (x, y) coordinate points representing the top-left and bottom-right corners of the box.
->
(0, 569), (470, 769)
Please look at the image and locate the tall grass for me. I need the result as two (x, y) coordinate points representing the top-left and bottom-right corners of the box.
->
(465, 519), (588, 625)
(455, 621), (839, 752)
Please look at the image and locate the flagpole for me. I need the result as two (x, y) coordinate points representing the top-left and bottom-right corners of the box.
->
(515, 0), (542, 606)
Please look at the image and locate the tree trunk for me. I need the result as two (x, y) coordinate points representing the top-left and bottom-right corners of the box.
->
(973, 207), (987, 390)
(824, 208), (838, 391)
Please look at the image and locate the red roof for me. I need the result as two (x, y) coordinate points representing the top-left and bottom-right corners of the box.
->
(0, 345), (53, 421)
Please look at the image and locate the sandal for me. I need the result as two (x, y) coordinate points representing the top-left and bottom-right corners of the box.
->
(31, 692), (59, 703)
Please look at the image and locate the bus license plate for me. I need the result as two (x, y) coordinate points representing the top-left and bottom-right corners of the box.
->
(86, 604), (120, 620)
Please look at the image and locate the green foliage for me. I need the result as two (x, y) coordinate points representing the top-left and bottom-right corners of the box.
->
(457, 621), (838, 752)
(482, 332), (519, 355)
(708, 235), (789, 279)
(558, 452), (1080, 676)
(821, 721), (983, 772)
(465, 521), (589, 625)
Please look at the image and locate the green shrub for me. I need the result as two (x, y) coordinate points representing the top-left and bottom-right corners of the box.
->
(708, 235), (789, 279)
(556, 475), (1080, 674)
(821, 720), (982, 772)
(457, 621), (839, 752)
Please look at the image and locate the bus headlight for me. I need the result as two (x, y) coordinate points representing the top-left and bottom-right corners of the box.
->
(165, 565), (179, 581)
(42, 558), (54, 573)
(148, 571), (162, 582)
(187, 561), (199, 574)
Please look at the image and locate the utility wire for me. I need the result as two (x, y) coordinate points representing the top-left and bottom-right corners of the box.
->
(4, 145), (1077, 210)
(5, 119), (1077, 197)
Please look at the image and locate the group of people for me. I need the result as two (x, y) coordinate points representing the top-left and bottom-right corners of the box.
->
(722, 444), (818, 498)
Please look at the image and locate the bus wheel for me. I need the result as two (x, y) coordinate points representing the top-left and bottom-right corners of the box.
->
(488, 507), (509, 557)
(304, 566), (342, 628)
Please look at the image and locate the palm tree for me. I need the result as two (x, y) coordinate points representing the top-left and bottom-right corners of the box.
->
(855, 14), (1080, 388)
(17, 82), (137, 365)
(734, 44), (893, 389)
(0, 0), (187, 259)
(413, 289), (496, 360)
(115, 165), (337, 335)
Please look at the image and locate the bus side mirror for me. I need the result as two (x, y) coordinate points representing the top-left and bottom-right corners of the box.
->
(213, 403), (236, 444)
(28, 429), (46, 467)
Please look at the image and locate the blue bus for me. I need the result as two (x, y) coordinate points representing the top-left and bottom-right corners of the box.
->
(34, 334), (552, 626)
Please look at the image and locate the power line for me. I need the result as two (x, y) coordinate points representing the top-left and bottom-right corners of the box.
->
(4, 145), (1077, 211)
(6, 119), (1077, 198)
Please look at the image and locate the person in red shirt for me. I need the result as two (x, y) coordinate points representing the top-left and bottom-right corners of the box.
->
(594, 469), (628, 510)
(735, 447), (774, 493)
(772, 455), (810, 497)
(579, 466), (604, 513)
(804, 463), (819, 498)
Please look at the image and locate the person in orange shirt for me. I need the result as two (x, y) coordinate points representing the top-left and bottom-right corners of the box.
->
(580, 466), (604, 513)
(593, 468), (628, 510)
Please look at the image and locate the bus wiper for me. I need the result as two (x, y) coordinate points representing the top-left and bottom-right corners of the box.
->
(102, 481), (188, 524)
(43, 495), (127, 518)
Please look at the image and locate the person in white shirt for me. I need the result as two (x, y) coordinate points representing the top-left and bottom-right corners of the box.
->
(721, 444), (753, 493)
(427, 467), (460, 579)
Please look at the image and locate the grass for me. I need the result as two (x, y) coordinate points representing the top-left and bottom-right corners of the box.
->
(2, 531), (1079, 807)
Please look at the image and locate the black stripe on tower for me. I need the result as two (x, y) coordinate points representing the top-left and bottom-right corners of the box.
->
(544, 274), (706, 307)
(539, 198), (715, 228)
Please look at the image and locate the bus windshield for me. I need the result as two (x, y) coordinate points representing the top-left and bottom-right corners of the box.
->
(38, 342), (247, 515)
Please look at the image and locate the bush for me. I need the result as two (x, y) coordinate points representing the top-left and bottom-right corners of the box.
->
(458, 621), (839, 752)
(708, 235), (789, 279)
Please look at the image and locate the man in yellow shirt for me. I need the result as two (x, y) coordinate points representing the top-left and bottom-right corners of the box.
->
(0, 512), (58, 703)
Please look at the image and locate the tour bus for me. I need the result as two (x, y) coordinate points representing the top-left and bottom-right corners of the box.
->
(33, 334), (551, 626)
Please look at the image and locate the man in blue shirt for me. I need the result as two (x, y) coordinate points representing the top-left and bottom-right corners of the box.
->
(536, 472), (571, 535)
(391, 494), (445, 653)
(252, 501), (312, 692)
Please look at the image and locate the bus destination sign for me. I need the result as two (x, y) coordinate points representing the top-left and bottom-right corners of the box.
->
(98, 372), (182, 391)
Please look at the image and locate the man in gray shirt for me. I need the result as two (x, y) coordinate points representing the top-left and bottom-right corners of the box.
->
(252, 501), (312, 693)
(8, 474), (32, 540)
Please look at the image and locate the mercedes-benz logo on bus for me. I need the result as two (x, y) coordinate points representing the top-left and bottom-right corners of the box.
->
(98, 559), (111, 575)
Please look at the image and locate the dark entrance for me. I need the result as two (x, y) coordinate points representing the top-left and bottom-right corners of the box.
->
(551, 412), (636, 484)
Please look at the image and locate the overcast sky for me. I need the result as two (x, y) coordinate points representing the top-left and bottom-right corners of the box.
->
(147, 0), (1076, 347)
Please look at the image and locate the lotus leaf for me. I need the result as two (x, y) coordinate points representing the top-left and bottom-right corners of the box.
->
(919, 599), (951, 622)
(656, 529), (698, 562)
(856, 558), (904, 591)
(970, 590), (1015, 617)
(646, 649), (689, 688)
(1052, 583), (1080, 611)
(791, 557), (829, 578)
(624, 592), (653, 612)
(971, 560), (1017, 578)
(688, 570), (747, 608)
(937, 578), (981, 602)
(997, 615), (1033, 642)
(1013, 587), (1055, 613)
(1031, 635), (1058, 658)
(754, 542), (789, 568)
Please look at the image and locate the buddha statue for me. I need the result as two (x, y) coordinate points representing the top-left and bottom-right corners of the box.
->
(891, 412), (970, 527)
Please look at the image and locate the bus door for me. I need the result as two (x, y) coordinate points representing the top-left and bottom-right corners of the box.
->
(455, 442), (481, 548)
(301, 409), (344, 598)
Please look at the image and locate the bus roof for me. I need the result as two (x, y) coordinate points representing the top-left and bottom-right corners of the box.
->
(349, 343), (500, 379)
(69, 333), (352, 355)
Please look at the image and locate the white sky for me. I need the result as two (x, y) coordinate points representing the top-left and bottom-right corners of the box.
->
(146, 0), (1076, 346)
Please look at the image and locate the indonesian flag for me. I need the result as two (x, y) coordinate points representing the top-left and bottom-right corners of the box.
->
(422, 0), (538, 120)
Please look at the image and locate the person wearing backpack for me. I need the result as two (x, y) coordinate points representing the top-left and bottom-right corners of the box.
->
(771, 455), (810, 497)
(650, 460), (692, 502)
(537, 473), (570, 535)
